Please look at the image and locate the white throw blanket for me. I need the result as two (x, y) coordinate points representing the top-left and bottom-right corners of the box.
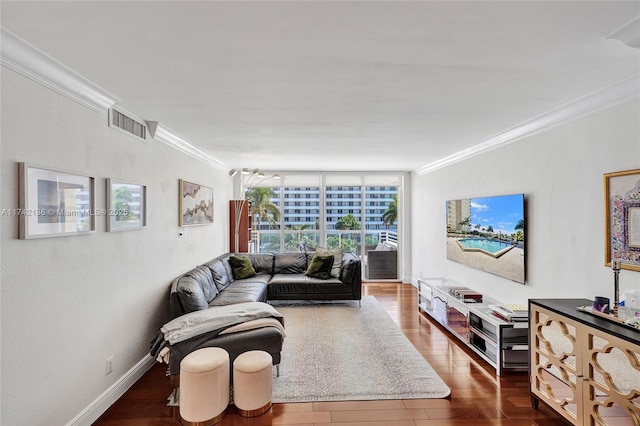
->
(160, 302), (283, 345)
(220, 317), (286, 337)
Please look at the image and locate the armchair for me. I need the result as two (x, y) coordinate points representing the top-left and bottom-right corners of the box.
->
(366, 241), (398, 279)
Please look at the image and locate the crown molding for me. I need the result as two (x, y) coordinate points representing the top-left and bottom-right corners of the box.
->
(1, 27), (228, 169)
(416, 73), (640, 175)
(153, 124), (228, 171)
(3, 26), (636, 175)
(0, 27), (118, 112)
(605, 15), (640, 49)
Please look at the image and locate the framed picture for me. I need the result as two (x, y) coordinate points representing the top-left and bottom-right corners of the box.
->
(604, 168), (640, 271)
(19, 163), (95, 239)
(179, 179), (213, 226)
(106, 179), (147, 232)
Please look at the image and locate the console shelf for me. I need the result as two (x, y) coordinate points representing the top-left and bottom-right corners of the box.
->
(418, 277), (529, 375)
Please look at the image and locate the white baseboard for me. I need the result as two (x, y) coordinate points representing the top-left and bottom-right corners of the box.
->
(66, 355), (156, 426)
(402, 276), (417, 286)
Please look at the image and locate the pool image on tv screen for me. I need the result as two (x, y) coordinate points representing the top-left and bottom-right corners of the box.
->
(446, 193), (525, 284)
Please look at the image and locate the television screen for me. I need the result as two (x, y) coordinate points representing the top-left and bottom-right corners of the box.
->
(446, 193), (525, 284)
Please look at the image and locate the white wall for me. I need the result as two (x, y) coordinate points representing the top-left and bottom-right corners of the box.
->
(1, 69), (231, 425)
(411, 100), (640, 304)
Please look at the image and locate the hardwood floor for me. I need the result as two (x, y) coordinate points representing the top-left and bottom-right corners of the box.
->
(93, 283), (563, 425)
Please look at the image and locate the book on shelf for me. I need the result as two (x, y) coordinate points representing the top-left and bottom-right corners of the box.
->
(491, 311), (528, 322)
(447, 286), (470, 296)
(507, 344), (529, 351)
(499, 303), (528, 314)
(454, 289), (483, 302)
(489, 304), (528, 321)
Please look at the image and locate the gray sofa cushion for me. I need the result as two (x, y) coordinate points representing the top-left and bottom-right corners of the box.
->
(174, 265), (218, 313)
(268, 273), (348, 297)
(340, 252), (360, 284)
(269, 273), (342, 286)
(273, 252), (307, 274)
(205, 258), (232, 292)
(245, 253), (274, 275)
(189, 265), (218, 302)
(208, 281), (268, 306)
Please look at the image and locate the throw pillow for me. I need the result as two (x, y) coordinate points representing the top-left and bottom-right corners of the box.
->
(315, 246), (343, 278)
(228, 255), (256, 280)
(382, 242), (396, 251)
(304, 253), (334, 280)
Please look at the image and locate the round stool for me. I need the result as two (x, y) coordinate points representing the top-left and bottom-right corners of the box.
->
(233, 350), (273, 417)
(179, 347), (229, 426)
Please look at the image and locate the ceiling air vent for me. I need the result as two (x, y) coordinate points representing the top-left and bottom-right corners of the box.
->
(108, 106), (147, 142)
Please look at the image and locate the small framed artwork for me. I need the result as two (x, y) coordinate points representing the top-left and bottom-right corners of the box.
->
(179, 179), (213, 226)
(604, 168), (640, 271)
(106, 179), (147, 232)
(19, 163), (95, 239)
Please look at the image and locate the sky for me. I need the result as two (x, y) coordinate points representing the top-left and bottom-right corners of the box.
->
(470, 194), (524, 235)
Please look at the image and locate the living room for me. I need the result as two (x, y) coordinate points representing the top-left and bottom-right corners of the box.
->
(1, 2), (639, 426)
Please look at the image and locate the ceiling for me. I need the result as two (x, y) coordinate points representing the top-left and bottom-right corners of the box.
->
(1, 1), (639, 172)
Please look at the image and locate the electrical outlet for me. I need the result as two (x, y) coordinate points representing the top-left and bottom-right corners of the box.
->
(106, 356), (113, 375)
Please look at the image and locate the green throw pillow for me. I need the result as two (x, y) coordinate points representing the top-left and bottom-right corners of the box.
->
(305, 254), (334, 280)
(315, 246), (343, 278)
(229, 255), (256, 280)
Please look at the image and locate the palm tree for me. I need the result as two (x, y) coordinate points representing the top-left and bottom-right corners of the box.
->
(514, 229), (524, 242)
(333, 214), (360, 253)
(381, 194), (397, 227)
(285, 224), (313, 251)
(335, 214), (361, 230)
(514, 218), (525, 242)
(245, 187), (280, 229)
(459, 216), (471, 233)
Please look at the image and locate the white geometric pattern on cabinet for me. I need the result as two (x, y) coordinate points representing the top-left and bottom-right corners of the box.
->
(529, 299), (640, 426)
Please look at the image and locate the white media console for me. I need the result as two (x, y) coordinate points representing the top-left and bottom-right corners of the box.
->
(417, 277), (529, 375)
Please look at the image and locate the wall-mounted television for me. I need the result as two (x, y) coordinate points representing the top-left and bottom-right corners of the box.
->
(446, 193), (525, 284)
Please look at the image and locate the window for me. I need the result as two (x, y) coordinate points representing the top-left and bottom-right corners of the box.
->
(245, 173), (402, 279)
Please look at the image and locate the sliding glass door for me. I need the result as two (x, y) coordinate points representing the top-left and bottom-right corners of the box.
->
(362, 186), (398, 280)
(282, 186), (320, 251)
(325, 186), (362, 255)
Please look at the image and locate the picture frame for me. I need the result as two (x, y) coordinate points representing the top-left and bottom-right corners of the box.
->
(106, 179), (147, 232)
(604, 168), (640, 271)
(179, 179), (214, 226)
(19, 162), (95, 239)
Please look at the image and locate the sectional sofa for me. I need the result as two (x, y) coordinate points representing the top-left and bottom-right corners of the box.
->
(170, 251), (362, 317)
(153, 251), (362, 381)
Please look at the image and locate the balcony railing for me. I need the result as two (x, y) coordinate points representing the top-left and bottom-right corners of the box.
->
(250, 229), (397, 255)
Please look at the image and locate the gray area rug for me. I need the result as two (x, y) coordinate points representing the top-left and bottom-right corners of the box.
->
(270, 296), (451, 402)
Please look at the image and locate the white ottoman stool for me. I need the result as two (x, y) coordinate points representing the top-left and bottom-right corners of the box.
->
(179, 347), (229, 426)
(233, 350), (273, 417)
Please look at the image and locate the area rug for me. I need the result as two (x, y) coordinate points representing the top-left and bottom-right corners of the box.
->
(270, 296), (450, 402)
